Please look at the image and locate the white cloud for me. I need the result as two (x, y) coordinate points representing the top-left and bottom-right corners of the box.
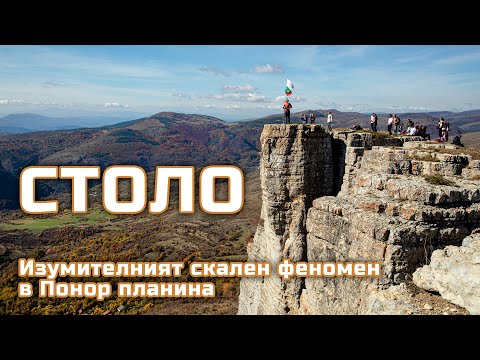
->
(203, 104), (214, 108)
(250, 64), (284, 74)
(224, 104), (241, 110)
(408, 106), (428, 111)
(104, 102), (129, 108)
(208, 92), (267, 102)
(31, 101), (59, 106)
(172, 93), (192, 100)
(385, 105), (430, 112)
(223, 84), (256, 92)
(199, 66), (230, 77)
(0, 99), (23, 105)
(256, 104), (281, 109)
(274, 94), (307, 102)
(434, 52), (480, 65)
(42, 81), (71, 88)
(347, 103), (369, 111)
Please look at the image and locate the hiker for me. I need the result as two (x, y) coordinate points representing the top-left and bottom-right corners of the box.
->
(394, 114), (400, 134)
(370, 113), (378, 132)
(301, 113), (308, 124)
(415, 122), (421, 134)
(441, 123), (448, 142)
(436, 118), (445, 137)
(417, 125), (430, 140)
(387, 114), (393, 135)
(309, 113), (316, 124)
(443, 119), (450, 141)
(407, 121), (418, 135)
(452, 135), (464, 147)
(327, 111), (333, 131)
(435, 119), (448, 142)
(283, 100), (292, 124)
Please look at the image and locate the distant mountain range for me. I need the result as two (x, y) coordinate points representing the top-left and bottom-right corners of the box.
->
(2, 109), (480, 134)
(0, 113), (136, 133)
(0, 109), (479, 209)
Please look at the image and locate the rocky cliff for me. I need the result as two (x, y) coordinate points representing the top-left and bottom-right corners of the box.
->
(239, 125), (480, 315)
(238, 125), (333, 314)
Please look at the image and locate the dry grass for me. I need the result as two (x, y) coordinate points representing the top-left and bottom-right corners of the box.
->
(411, 153), (438, 162)
(433, 147), (480, 160)
(423, 175), (456, 186)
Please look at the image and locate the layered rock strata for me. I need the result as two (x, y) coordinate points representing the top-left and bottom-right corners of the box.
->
(239, 125), (480, 314)
(238, 125), (333, 314)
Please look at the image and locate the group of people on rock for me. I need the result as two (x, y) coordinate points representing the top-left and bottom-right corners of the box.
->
(300, 113), (316, 124)
(386, 114), (405, 135)
(281, 102), (460, 145)
(373, 113), (429, 139)
(283, 100), (334, 130)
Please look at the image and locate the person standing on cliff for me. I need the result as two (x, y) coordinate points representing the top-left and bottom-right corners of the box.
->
(370, 113), (378, 132)
(443, 119), (450, 141)
(310, 113), (316, 124)
(283, 100), (292, 124)
(393, 114), (401, 134)
(387, 114), (393, 135)
(436, 117), (445, 137)
(327, 111), (333, 131)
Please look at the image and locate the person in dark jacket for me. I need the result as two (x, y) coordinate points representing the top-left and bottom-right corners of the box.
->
(283, 100), (292, 124)
(370, 113), (378, 132)
(452, 135), (464, 147)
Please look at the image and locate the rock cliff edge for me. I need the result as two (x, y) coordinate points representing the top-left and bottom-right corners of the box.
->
(239, 124), (480, 315)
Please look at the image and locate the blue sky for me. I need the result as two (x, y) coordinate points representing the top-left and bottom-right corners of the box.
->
(1, 45), (480, 120)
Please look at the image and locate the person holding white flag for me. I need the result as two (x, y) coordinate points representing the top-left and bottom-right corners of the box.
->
(282, 79), (294, 125)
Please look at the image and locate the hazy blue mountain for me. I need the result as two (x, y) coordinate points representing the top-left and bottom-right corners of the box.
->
(0, 126), (31, 134)
(0, 113), (137, 133)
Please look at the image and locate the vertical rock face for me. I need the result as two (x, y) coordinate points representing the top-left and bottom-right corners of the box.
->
(302, 146), (480, 314)
(239, 126), (480, 315)
(238, 124), (333, 314)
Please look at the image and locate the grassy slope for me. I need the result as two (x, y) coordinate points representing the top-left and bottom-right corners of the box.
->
(461, 132), (480, 148)
(0, 172), (261, 315)
(0, 209), (116, 234)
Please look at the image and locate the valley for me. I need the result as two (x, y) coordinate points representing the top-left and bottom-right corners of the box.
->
(0, 109), (479, 314)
